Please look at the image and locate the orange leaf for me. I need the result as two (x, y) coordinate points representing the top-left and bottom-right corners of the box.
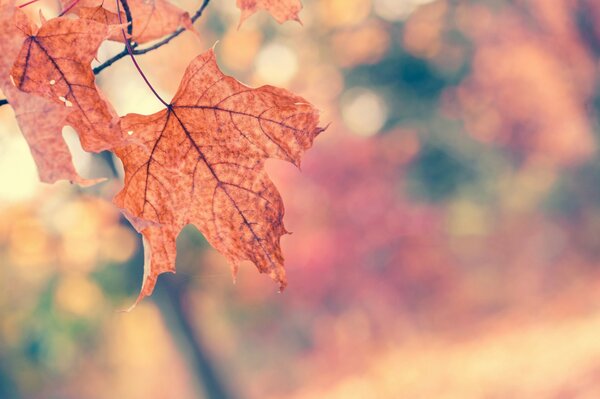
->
(113, 49), (323, 301)
(0, 3), (99, 185)
(237, 0), (303, 26)
(10, 16), (121, 153)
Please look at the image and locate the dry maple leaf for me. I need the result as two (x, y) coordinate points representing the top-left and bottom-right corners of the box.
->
(0, 2), (98, 185)
(10, 16), (121, 153)
(237, 0), (302, 26)
(61, 0), (192, 44)
(113, 49), (323, 300)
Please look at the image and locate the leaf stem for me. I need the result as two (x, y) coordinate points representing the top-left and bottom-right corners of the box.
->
(58, 0), (81, 17)
(116, 0), (169, 106)
(17, 0), (39, 8)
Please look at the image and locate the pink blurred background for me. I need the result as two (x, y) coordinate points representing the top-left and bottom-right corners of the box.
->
(2, 0), (600, 398)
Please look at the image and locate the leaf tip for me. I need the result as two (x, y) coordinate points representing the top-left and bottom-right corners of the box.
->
(268, 267), (287, 293)
(72, 176), (107, 187)
(277, 279), (287, 293)
(237, 9), (253, 30)
(38, 9), (46, 24)
(316, 123), (330, 136)
(231, 262), (239, 284)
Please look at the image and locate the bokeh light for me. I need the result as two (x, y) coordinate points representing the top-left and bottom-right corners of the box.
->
(255, 42), (298, 86)
(341, 88), (388, 136)
(0, 128), (39, 202)
(374, 0), (438, 21)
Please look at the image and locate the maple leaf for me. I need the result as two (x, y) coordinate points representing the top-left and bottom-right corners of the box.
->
(237, 0), (303, 26)
(0, 2), (98, 184)
(113, 49), (323, 300)
(62, 0), (193, 44)
(10, 16), (121, 153)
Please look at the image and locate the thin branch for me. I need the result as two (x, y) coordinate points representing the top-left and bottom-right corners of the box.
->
(92, 47), (131, 74)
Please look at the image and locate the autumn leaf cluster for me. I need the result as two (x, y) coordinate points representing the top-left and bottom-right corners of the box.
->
(0, 0), (323, 302)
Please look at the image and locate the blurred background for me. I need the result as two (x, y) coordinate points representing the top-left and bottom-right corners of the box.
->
(2, 0), (600, 397)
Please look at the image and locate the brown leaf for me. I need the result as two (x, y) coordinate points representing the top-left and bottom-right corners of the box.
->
(113, 49), (323, 301)
(10, 16), (121, 153)
(0, 2), (98, 185)
(237, 0), (303, 26)
(62, 0), (192, 44)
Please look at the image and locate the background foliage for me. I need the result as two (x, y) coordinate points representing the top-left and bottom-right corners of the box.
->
(2, 0), (600, 398)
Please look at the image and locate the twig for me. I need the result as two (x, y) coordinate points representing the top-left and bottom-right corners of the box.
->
(92, 47), (131, 74)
